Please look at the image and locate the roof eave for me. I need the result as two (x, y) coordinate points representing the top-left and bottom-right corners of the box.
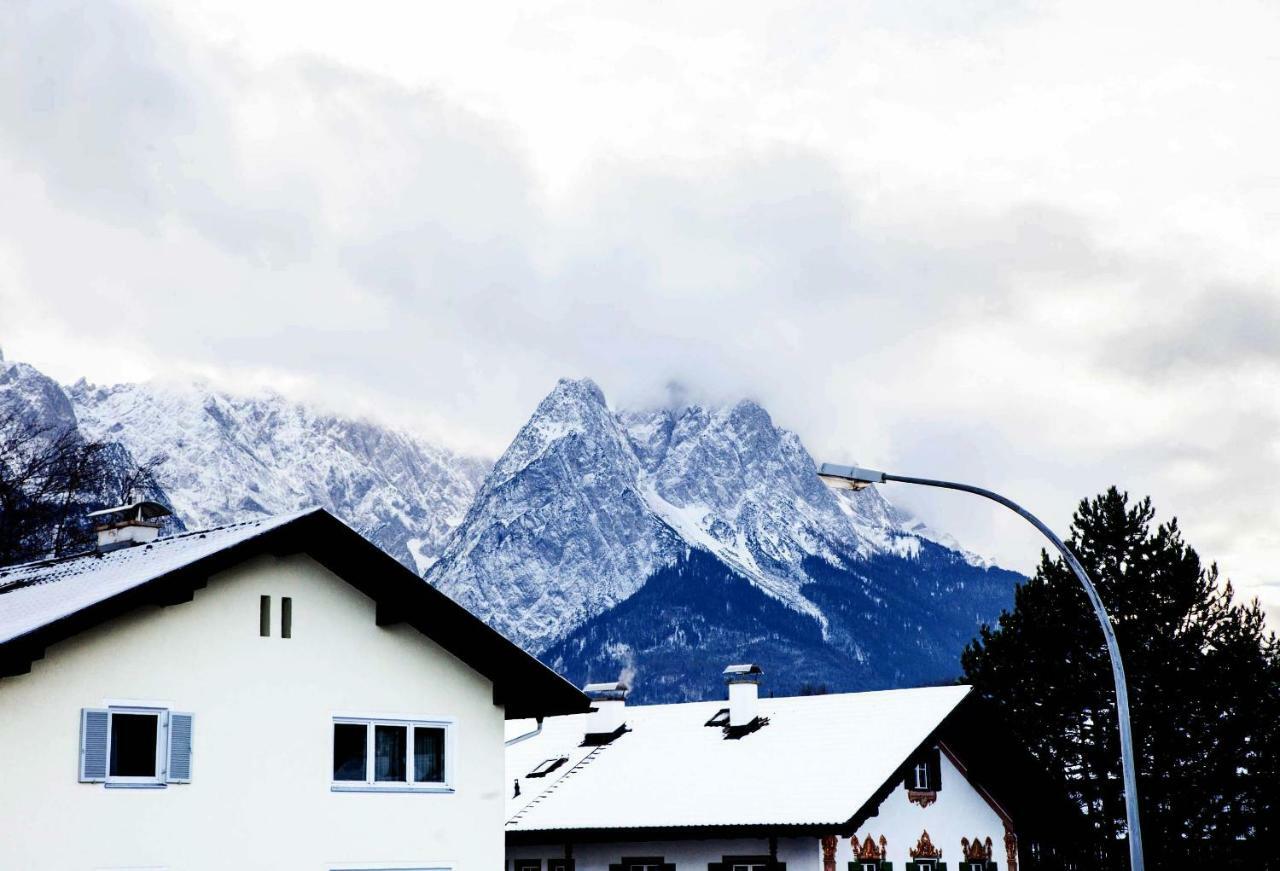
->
(0, 510), (589, 720)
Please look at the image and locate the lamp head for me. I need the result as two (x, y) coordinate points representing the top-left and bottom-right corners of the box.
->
(817, 462), (886, 491)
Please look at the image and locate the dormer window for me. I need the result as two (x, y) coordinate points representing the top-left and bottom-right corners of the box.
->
(911, 759), (932, 790)
(528, 756), (568, 778)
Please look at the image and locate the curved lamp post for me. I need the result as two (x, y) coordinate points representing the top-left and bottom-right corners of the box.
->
(817, 463), (1144, 871)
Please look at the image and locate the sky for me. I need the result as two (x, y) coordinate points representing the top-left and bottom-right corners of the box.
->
(2, 0), (1278, 616)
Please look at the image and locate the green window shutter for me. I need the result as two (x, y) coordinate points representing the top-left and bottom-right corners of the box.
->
(906, 864), (917, 871)
(166, 711), (193, 783)
(882, 865), (893, 871)
(79, 708), (109, 782)
(937, 864), (948, 871)
(927, 748), (942, 789)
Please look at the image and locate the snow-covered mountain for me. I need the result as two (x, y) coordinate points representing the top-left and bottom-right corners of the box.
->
(66, 380), (489, 572)
(0, 352), (489, 571)
(2, 352), (1020, 701)
(427, 378), (1020, 699)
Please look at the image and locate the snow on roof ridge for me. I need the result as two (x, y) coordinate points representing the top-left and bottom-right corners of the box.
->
(0, 506), (323, 579)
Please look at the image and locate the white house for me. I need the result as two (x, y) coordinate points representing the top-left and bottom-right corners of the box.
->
(0, 505), (587, 870)
(505, 667), (1031, 871)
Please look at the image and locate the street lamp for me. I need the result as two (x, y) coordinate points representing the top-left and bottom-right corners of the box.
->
(817, 462), (1145, 871)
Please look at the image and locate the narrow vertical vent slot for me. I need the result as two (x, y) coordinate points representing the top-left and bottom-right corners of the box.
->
(259, 595), (271, 637)
(281, 597), (293, 639)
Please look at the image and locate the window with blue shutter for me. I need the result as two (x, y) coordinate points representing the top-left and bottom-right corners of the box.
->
(79, 706), (194, 787)
(167, 712), (194, 783)
(79, 708), (109, 782)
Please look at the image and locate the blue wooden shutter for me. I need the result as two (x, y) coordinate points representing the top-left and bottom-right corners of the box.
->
(79, 708), (109, 782)
(167, 712), (193, 783)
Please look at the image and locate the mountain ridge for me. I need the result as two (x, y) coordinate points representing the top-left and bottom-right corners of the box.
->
(1, 353), (1021, 701)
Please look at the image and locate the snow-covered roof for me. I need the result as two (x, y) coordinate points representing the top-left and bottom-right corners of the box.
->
(0, 510), (314, 645)
(0, 509), (588, 719)
(505, 684), (971, 833)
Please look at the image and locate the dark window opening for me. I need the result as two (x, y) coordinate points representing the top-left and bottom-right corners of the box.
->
(332, 722), (367, 781)
(514, 862), (542, 871)
(374, 724), (408, 782)
(109, 712), (158, 778)
(259, 595), (271, 637)
(281, 596), (292, 638)
(413, 726), (446, 783)
(705, 708), (730, 727)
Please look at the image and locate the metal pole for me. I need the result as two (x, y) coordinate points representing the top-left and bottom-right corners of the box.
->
(882, 473), (1144, 871)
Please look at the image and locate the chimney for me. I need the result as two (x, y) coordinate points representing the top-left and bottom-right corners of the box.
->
(582, 680), (628, 744)
(88, 500), (172, 552)
(724, 664), (763, 728)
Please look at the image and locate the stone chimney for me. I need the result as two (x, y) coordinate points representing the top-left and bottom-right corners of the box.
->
(88, 500), (172, 552)
(724, 664), (763, 728)
(582, 680), (628, 744)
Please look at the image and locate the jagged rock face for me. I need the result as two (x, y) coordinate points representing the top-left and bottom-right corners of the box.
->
(67, 380), (489, 572)
(426, 379), (683, 649)
(0, 358), (78, 434)
(426, 377), (1017, 695)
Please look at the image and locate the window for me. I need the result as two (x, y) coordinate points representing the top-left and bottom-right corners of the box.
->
(79, 707), (193, 787)
(608, 859), (673, 871)
(527, 756), (568, 778)
(709, 857), (783, 871)
(514, 862), (542, 871)
(705, 708), (730, 727)
(260, 595), (271, 636)
(110, 712), (159, 779)
(905, 747), (942, 794)
(282, 596), (293, 638)
(548, 861), (575, 871)
(331, 718), (452, 791)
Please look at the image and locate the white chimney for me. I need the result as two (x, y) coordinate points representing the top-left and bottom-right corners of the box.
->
(724, 664), (763, 728)
(583, 680), (628, 743)
(88, 500), (172, 552)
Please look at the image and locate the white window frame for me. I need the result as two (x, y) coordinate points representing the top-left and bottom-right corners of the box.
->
(105, 706), (168, 788)
(330, 715), (456, 793)
(912, 760), (931, 790)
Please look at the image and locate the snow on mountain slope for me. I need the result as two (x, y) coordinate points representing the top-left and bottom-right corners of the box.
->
(67, 379), (488, 571)
(427, 377), (1002, 657)
(425, 379), (684, 649)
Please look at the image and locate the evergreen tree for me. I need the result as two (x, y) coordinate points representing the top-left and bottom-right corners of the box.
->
(962, 487), (1279, 869)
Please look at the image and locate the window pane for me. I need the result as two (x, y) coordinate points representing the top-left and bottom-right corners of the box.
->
(333, 723), (367, 781)
(414, 726), (445, 783)
(375, 725), (408, 782)
(109, 713), (158, 777)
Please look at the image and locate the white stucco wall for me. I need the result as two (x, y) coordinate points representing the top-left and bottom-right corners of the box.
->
(834, 750), (1016, 869)
(0, 553), (507, 871)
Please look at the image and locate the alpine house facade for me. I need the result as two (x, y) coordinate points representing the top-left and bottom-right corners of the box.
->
(0, 506), (587, 870)
(505, 668), (1027, 871)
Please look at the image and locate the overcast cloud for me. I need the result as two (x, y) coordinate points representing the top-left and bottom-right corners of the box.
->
(1, 0), (1278, 616)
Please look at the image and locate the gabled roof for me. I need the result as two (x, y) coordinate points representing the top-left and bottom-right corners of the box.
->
(0, 509), (588, 719)
(505, 684), (971, 836)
